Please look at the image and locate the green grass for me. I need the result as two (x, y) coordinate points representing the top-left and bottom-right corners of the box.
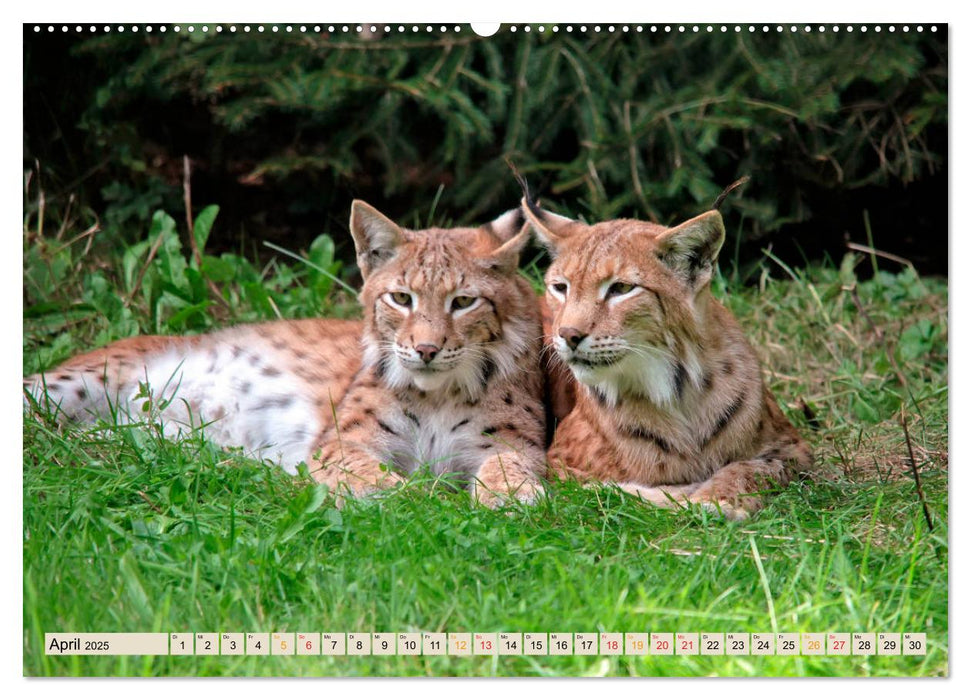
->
(22, 200), (948, 677)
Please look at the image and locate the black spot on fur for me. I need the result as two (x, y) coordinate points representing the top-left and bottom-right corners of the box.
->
(478, 443), (493, 450)
(363, 407), (375, 417)
(480, 357), (497, 387)
(482, 426), (498, 436)
(702, 372), (714, 391)
(503, 392), (513, 405)
(76, 387), (87, 401)
(673, 362), (687, 400)
(451, 418), (471, 432)
(620, 424), (673, 454)
(700, 392), (747, 448)
(375, 356), (389, 380)
(591, 387), (610, 406)
(720, 359), (734, 375)
(240, 382), (252, 394)
(404, 410), (420, 426)
(651, 290), (667, 319)
(261, 366), (282, 377)
(256, 396), (294, 410)
(377, 420), (398, 436)
(231, 345), (243, 358)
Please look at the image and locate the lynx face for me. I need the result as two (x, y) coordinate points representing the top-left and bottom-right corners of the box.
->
(533, 208), (724, 406)
(352, 202), (533, 401)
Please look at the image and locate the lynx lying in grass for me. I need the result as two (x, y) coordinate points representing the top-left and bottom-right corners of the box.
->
(524, 199), (811, 519)
(24, 202), (547, 506)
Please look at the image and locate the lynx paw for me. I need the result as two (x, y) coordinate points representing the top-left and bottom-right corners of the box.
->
(316, 467), (406, 508)
(473, 478), (544, 509)
(688, 494), (760, 521)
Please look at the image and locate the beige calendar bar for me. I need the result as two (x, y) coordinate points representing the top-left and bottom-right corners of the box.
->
(44, 631), (931, 657)
(45, 633), (169, 656)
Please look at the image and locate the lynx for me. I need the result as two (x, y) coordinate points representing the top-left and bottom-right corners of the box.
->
(522, 198), (811, 519)
(24, 201), (547, 506)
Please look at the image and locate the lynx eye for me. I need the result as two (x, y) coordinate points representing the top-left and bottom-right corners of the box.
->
(606, 281), (637, 298)
(389, 291), (413, 308)
(551, 282), (568, 294)
(451, 295), (477, 311)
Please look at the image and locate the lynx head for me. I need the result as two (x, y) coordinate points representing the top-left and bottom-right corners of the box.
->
(523, 201), (726, 407)
(350, 200), (535, 400)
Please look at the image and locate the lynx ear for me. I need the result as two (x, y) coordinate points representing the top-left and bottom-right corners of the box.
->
(483, 207), (526, 243)
(654, 210), (726, 289)
(484, 220), (532, 273)
(349, 200), (407, 279)
(520, 200), (579, 255)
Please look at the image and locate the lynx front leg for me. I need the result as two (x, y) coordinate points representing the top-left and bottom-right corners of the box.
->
(613, 482), (699, 509)
(308, 440), (404, 506)
(472, 450), (545, 507)
(686, 458), (791, 520)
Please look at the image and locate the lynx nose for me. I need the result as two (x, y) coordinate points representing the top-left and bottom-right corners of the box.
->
(558, 327), (588, 351)
(415, 344), (441, 364)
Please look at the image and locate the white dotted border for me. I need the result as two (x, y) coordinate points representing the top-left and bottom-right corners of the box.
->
(31, 24), (939, 35)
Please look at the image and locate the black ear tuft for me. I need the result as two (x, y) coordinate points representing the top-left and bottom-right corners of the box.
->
(712, 176), (750, 211)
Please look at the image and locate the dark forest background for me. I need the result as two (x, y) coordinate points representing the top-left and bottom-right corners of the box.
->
(23, 25), (948, 280)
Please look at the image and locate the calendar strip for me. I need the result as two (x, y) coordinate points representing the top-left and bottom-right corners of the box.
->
(44, 632), (928, 656)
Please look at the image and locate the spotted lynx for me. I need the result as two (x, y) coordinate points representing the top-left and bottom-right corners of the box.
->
(522, 197), (811, 519)
(24, 201), (547, 506)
